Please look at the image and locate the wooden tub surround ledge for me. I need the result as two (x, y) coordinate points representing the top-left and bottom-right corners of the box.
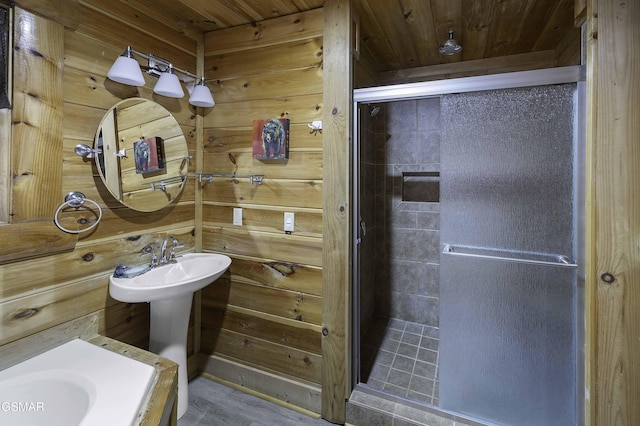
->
(85, 335), (179, 426)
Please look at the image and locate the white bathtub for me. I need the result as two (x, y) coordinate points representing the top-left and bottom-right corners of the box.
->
(0, 339), (155, 426)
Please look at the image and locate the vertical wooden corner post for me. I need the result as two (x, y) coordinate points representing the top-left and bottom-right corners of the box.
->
(322, 0), (352, 423)
(585, 0), (640, 425)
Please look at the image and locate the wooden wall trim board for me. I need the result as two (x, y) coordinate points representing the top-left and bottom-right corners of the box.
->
(376, 50), (559, 85)
(321, 0), (351, 423)
(586, 0), (640, 425)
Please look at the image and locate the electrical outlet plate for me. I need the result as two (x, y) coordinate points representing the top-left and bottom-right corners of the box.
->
(233, 208), (242, 226)
(284, 212), (294, 232)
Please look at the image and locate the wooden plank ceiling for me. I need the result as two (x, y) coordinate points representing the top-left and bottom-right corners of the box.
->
(133, 0), (578, 74)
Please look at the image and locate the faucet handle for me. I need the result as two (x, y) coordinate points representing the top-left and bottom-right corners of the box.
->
(142, 251), (159, 267)
(170, 238), (184, 258)
(169, 248), (180, 262)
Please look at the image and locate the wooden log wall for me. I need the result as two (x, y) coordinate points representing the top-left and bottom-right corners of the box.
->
(199, 8), (325, 414)
(0, 2), (200, 369)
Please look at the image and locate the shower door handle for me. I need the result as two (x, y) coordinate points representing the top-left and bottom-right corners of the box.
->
(355, 219), (367, 245)
(442, 244), (577, 268)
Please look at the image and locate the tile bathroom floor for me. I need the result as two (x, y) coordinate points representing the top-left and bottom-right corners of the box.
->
(178, 376), (333, 426)
(360, 317), (440, 406)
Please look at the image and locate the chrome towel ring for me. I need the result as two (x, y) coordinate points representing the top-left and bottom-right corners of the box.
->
(54, 192), (103, 234)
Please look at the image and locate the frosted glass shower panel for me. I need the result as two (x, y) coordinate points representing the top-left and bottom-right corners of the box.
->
(439, 256), (576, 425)
(440, 84), (576, 254)
(439, 84), (578, 426)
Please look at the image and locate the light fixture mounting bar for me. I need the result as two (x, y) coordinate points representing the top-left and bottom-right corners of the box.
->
(129, 47), (199, 81)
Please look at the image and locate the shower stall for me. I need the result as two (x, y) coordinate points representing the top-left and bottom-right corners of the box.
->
(351, 67), (585, 426)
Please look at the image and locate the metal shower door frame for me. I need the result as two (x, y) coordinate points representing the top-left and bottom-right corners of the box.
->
(351, 65), (586, 423)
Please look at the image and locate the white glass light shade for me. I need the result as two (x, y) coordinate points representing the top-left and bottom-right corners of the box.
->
(107, 55), (145, 86)
(154, 70), (184, 98)
(189, 82), (215, 107)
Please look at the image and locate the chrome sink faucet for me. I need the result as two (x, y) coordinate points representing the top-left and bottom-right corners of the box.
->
(160, 237), (184, 265)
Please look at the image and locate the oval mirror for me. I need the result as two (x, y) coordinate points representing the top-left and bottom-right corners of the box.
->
(94, 98), (189, 212)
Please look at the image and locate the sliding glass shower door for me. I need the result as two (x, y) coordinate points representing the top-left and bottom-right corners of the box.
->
(439, 84), (579, 426)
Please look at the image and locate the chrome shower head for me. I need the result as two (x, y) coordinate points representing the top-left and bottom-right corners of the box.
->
(369, 105), (381, 117)
(439, 31), (462, 56)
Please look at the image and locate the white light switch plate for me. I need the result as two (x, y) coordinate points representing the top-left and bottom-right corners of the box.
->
(284, 212), (294, 232)
(233, 208), (242, 226)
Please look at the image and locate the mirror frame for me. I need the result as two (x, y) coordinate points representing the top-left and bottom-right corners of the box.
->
(94, 98), (189, 212)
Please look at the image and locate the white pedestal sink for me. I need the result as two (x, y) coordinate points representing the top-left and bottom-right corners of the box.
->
(109, 253), (231, 418)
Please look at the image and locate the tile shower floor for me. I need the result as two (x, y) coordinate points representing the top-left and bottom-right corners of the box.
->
(360, 317), (440, 406)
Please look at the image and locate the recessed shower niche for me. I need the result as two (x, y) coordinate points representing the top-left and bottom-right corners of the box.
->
(402, 171), (440, 203)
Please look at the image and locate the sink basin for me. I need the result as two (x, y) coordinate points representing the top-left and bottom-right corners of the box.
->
(109, 253), (231, 303)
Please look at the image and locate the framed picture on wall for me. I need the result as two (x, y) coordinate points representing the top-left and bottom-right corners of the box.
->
(134, 136), (165, 174)
(252, 118), (290, 160)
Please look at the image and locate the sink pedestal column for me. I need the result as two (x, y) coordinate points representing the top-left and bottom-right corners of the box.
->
(149, 293), (193, 419)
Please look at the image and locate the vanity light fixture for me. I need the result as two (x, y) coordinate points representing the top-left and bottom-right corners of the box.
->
(107, 46), (145, 86)
(153, 64), (184, 98)
(189, 77), (215, 108)
(107, 46), (214, 107)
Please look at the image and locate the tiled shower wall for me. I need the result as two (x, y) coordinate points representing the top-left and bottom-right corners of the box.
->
(361, 98), (442, 329)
